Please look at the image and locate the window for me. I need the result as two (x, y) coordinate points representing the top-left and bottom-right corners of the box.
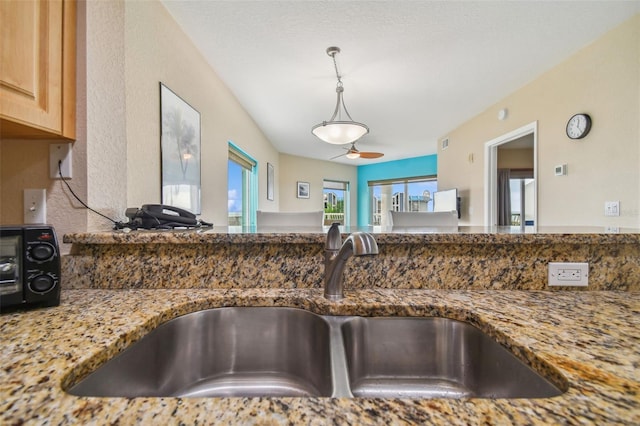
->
(228, 143), (257, 227)
(368, 176), (437, 226)
(323, 180), (349, 226)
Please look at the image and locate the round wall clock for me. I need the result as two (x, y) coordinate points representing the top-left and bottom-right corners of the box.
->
(566, 113), (592, 139)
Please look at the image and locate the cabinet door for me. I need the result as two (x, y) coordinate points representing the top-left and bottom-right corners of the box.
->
(0, 0), (75, 139)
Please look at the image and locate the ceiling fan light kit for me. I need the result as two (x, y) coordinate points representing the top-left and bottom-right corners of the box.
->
(345, 150), (360, 159)
(311, 46), (369, 145)
(331, 141), (384, 160)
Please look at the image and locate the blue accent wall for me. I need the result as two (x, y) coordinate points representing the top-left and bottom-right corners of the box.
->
(357, 155), (437, 226)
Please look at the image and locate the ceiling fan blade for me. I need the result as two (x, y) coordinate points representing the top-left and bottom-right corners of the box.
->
(359, 151), (384, 159)
(330, 152), (347, 160)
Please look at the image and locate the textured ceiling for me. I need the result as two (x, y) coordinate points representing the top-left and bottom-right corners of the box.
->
(160, 1), (639, 164)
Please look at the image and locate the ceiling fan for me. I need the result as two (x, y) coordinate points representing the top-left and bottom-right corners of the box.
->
(331, 141), (384, 160)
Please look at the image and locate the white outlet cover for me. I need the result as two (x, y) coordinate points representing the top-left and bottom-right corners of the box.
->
(50, 143), (72, 179)
(548, 262), (589, 287)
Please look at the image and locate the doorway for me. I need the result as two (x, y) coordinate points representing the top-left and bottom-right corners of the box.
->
(484, 122), (537, 227)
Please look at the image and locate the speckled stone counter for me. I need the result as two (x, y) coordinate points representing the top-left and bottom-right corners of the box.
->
(1, 289), (639, 425)
(63, 227), (640, 291)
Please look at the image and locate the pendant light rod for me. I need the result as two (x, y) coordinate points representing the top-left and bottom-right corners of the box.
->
(328, 46), (342, 79)
(327, 48), (354, 122)
(312, 46), (369, 145)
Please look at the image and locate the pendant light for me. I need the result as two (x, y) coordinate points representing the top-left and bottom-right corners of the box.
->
(311, 47), (369, 145)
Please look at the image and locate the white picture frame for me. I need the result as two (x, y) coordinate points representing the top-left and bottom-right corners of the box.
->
(267, 163), (274, 201)
(297, 181), (310, 199)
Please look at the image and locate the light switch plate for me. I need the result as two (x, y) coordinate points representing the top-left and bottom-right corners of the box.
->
(604, 201), (620, 217)
(24, 189), (47, 224)
(554, 164), (567, 176)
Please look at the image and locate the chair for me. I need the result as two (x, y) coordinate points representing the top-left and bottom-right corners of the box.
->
(256, 210), (324, 228)
(390, 210), (458, 227)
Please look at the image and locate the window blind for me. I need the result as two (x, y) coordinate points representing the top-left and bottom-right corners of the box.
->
(228, 146), (256, 170)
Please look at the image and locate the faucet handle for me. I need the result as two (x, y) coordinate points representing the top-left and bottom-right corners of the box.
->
(325, 222), (342, 251)
(349, 232), (379, 256)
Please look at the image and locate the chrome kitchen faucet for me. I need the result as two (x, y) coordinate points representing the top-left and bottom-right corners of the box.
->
(324, 223), (378, 300)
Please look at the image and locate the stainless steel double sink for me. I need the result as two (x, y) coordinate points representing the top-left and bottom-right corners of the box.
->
(68, 307), (565, 399)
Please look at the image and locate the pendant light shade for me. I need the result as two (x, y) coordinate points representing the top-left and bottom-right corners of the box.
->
(312, 47), (369, 145)
(312, 120), (369, 145)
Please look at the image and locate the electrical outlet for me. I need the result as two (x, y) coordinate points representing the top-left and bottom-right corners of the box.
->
(50, 143), (72, 179)
(23, 189), (47, 224)
(548, 262), (589, 287)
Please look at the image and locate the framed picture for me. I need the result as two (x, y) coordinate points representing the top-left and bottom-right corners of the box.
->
(297, 181), (310, 199)
(267, 163), (274, 201)
(160, 82), (201, 214)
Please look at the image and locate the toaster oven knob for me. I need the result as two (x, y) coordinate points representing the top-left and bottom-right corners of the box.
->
(31, 244), (55, 261)
(30, 275), (55, 293)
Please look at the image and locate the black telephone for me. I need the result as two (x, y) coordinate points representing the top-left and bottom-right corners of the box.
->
(122, 204), (212, 230)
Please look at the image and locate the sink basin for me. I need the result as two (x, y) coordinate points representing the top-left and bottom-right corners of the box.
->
(341, 316), (563, 398)
(69, 308), (564, 399)
(69, 307), (333, 397)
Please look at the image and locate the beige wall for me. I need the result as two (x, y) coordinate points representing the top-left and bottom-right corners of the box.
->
(0, 139), (88, 240)
(279, 154), (358, 226)
(438, 14), (640, 227)
(0, 0), (129, 247)
(125, 1), (280, 226)
(86, 0), (127, 231)
(1, 0), (282, 242)
(0, 1), (91, 250)
(497, 148), (534, 169)
(3, 6), (638, 238)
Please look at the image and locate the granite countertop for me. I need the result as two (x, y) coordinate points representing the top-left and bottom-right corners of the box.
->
(2, 289), (639, 425)
(63, 226), (640, 245)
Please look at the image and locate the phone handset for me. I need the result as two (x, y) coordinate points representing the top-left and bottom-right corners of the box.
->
(121, 204), (212, 229)
(140, 204), (198, 225)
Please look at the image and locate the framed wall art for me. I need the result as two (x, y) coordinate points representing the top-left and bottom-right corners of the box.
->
(297, 181), (310, 199)
(160, 83), (201, 213)
(267, 163), (274, 201)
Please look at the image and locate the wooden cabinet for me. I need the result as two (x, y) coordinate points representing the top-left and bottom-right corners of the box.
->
(0, 0), (76, 140)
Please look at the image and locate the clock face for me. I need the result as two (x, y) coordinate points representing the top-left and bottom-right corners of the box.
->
(566, 113), (592, 139)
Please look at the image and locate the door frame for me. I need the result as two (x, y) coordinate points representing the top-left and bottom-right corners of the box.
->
(484, 121), (538, 227)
